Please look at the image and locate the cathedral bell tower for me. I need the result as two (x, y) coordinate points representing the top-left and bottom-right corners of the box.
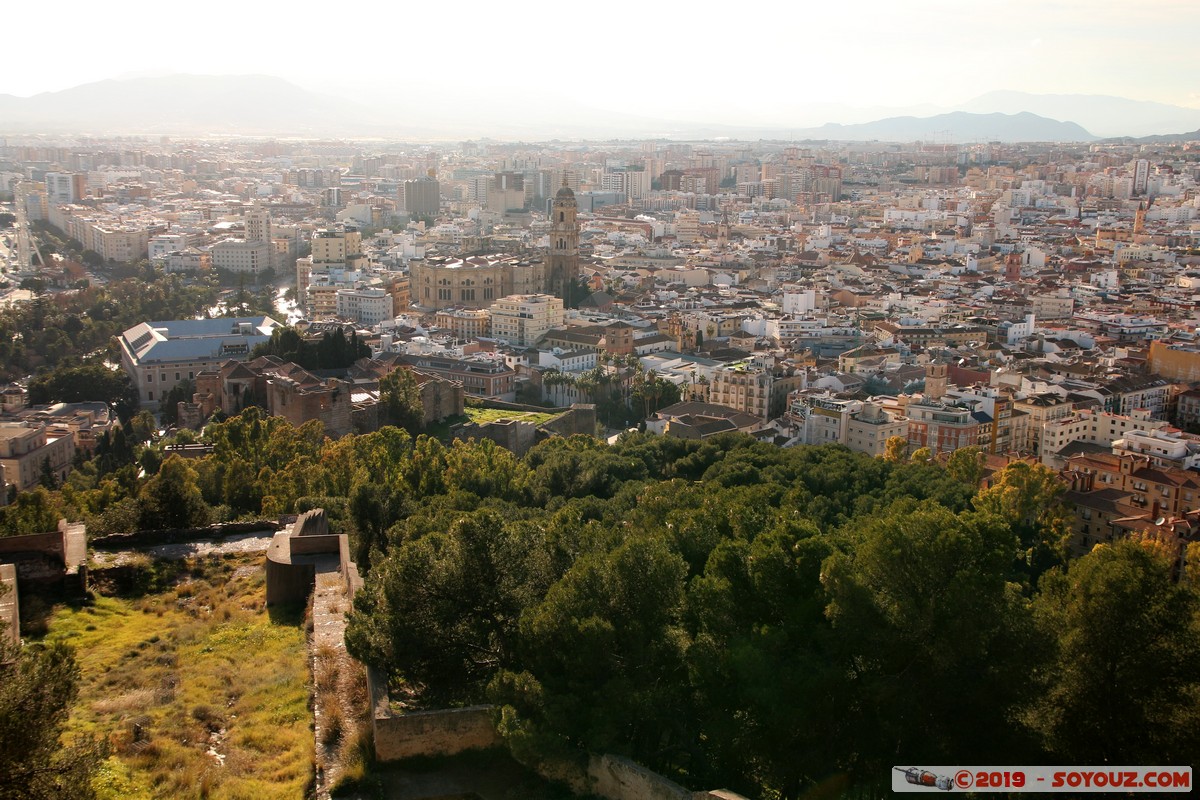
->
(546, 175), (580, 301)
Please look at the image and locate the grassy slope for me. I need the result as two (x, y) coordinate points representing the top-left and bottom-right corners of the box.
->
(43, 554), (312, 800)
(464, 407), (560, 426)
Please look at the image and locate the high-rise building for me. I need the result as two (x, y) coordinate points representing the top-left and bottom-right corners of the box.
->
(404, 172), (440, 218)
(545, 178), (579, 301)
(1133, 159), (1149, 196)
(244, 204), (272, 244)
(45, 172), (85, 205)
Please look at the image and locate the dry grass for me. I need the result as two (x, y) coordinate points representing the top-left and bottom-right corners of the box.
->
(43, 552), (312, 800)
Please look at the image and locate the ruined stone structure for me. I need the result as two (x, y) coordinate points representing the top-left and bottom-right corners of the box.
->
(347, 356), (466, 426)
(0, 519), (87, 593)
(194, 356), (359, 438)
(266, 374), (353, 439)
(448, 403), (596, 457)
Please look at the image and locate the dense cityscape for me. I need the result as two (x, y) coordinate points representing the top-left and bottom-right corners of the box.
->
(2, 12), (1200, 798)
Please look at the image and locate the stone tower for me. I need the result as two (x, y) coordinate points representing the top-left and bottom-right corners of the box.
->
(925, 360), (948, 401)
(717, 205), (731, 248)
(545, 175), (580, 301)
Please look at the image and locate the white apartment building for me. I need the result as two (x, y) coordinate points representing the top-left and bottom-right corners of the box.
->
(165, 248), (210, 274)
(149, 233), (190, 262)
(845, 401), (909, 457)
(1113, 429), (1200, 471)
(210, 238), (272, 276)
(335, 286), (391, 326)
(45, 172), (83, 205)
(488, 294), (565, 347)
(789, 393), (907, 456)
(1041, 408), (1169, 468)
(244, 206), (272, 244)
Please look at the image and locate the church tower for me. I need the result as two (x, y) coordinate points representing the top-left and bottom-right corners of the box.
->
(545, 175), (580, 301)
(717, 204), (731, 248)
(925, 360), (948, 401)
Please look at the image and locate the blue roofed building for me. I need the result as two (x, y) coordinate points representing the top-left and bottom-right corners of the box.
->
(119, 316), (284, 409)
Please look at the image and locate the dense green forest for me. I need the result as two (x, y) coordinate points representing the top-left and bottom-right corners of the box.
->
(4, 410), (1199, 798)
(338, 432), (1200, 797)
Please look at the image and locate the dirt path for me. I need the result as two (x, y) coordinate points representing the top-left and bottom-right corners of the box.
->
(90, 531), (275, 567)
(312, 557), (360, 800)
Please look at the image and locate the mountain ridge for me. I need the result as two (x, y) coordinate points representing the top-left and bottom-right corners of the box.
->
(2, 74), (1195, 142)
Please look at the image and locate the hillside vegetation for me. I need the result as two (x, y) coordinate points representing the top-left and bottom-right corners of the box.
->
(42, 553), (312, 800)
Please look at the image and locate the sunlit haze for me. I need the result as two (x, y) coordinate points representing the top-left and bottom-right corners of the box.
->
(7, 0), (1200, 125)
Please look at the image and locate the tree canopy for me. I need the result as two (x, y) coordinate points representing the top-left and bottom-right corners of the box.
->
(0, 604), (102, 800)
(10, 404), (1200, 798)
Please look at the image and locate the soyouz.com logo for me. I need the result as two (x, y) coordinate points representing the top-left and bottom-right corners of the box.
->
(892, 766), (1192, 792)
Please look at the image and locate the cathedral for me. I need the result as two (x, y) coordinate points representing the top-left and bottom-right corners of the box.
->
(409, 175), (582, 312)
(544, 177), (580, 301)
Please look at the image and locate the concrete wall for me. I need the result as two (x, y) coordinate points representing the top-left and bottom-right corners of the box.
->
(0, 530), (64, 562)
(264, 509), (361, 606)
(368, 664), (501, 760)
(0, 524), (86, 592)
(588, 754), (690, 800)
(451, 418), (540, 456)
(295, 508), (330, 536)
(289, 534), (342, 555)
(264, 554), (315, 606)
(373, 706), (502, 761)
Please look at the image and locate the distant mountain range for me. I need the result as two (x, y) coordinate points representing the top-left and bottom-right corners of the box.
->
(1105, 129), (1200, 144)
(960, 91), (1200, 139)
(1, 74), (1198, 142)
(0, 75), (386, 136)
(788, 111), (1095, 143)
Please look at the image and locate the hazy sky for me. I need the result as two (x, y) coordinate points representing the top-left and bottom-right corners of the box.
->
(7, 0), (1199, 117)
